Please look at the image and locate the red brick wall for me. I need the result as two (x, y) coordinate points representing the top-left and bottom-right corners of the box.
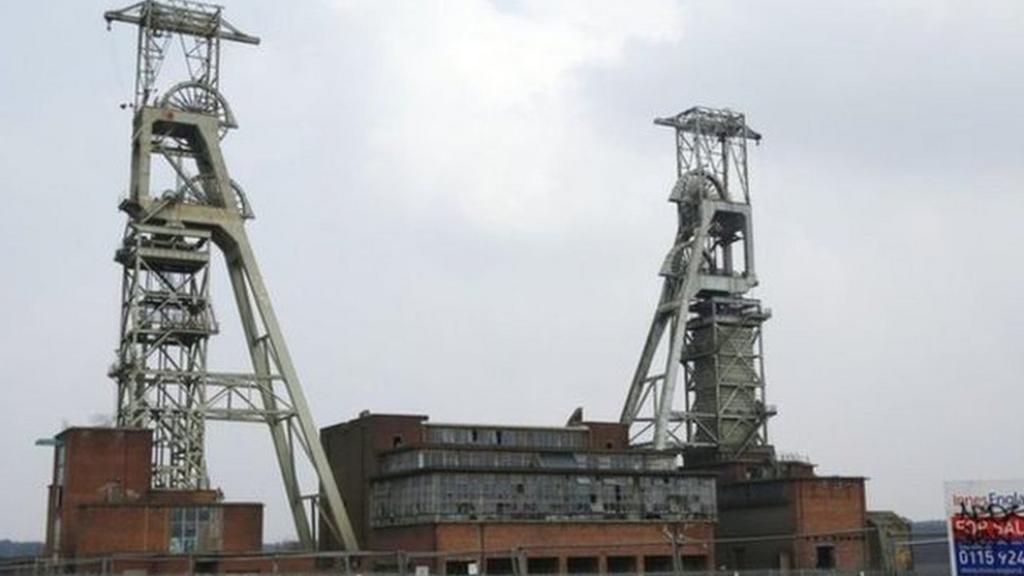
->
(63, 428), (152, 497)
(369, 524), (438, 552)
(581, 422), (629, 451)
(45, 428), (264, 561)
(368, 415), (429, 451)
(320, 414), (429, 549)
(146, 489), (221, 505)
(49, 428), (153, 556)
(714, 476), (868, 571)
(222, 505), (263, 553)
(433, 522), (714, 569)
(76, 506), (169, 555)
(792, 478), (867, 570)
(74, 503), (262, 557)
(368, 522), (715, 573)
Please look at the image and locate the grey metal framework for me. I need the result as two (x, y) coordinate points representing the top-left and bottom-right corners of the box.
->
(113, 223), (216, 489)
(104, 1), (357, 550)
(621, 107), (775, 457)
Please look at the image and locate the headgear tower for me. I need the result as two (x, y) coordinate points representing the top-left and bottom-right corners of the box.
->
(105, 0), (358, 550)
(621, 107), (775, 466)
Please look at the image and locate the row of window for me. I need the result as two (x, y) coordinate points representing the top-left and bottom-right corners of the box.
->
(425, 426), (588, 449)
(370, 472), (716, 526)
(380, 449), (676, 475)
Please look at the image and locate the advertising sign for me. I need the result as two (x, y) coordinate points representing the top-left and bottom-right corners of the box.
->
(946, 480), (1024, 576)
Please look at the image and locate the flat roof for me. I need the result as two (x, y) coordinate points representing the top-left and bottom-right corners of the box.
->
(424, 421), (593, 433)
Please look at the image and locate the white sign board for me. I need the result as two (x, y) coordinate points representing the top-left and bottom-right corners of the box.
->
(945, 480), (1024, 575)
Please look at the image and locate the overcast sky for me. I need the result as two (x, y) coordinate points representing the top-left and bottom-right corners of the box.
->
(1, 0), (1022, 542)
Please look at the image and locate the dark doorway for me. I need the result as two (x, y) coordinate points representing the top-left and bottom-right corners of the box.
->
(816, 545), (836, 569)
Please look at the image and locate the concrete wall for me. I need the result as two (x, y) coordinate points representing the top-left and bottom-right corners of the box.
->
(716, 480), (795, 569)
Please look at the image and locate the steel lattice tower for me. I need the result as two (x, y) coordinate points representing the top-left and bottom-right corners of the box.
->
(105, 0), (358, 550)
(621, 107), (776, 460)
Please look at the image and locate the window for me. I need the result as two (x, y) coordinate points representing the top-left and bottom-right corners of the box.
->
(445, 560), (473, 575)
(54, 444), (66, 487)
(526, 558), (558, 574)
(816, 545), (836, 569)
(485, 558), (514, 575)
(643, 556), (673, 574)
(169, 507), (220, 554)
(606, 556), (635, 573)
(567, 557), (598, 574)
(682, 555), (707, 571)
(51, 517), (61, 553)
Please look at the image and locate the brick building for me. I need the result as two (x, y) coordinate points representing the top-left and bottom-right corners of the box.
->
(320, 414), (718, 574)
(43, 427), (264, 572)
(715, 472), (868, 570)
(680, 450), (871, 571)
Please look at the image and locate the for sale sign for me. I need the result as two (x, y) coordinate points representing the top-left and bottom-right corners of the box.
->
(946, 480), (1024, 576)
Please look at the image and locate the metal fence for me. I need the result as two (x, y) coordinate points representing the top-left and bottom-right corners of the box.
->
(0, 564), (954, 576)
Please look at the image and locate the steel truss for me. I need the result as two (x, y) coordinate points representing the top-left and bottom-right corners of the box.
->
(105, 1), (358, 551)
(113, 223), (216, 489)
(621, 107), (776, 457)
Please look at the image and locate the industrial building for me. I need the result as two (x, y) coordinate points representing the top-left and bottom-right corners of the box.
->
(713, 463), (868, 570)
(20, 1), (914, 575)
(319, 414), (717, 573)
(43, 427), (265, 573)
